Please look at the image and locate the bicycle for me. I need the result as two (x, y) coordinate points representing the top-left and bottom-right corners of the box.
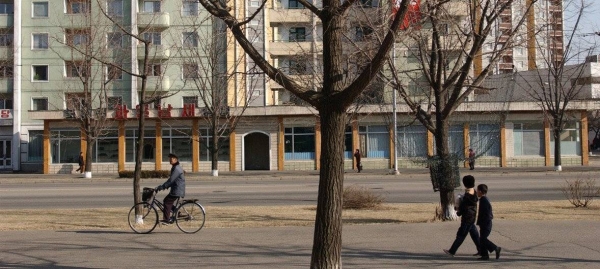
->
(128, 187), (206, 234)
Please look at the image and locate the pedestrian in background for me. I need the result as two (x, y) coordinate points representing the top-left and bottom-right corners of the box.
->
(444, 175), (480, 257)
(75, 152), (84, 173)
(354, 149), (362, 173)
(476, 184), (501, 260)
(468, 148), (475, 170)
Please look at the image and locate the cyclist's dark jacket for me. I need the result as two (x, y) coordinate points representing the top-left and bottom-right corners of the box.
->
(158, 162), (185, 197)
(456, 191), (478, 224)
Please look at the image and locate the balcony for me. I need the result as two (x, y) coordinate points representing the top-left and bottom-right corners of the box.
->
(138, 76), (171, 91)
(0, 14), (13, 28)
(268, 41), (321, 56)
(269, 9), (313, 25)
(137, 12), (170, 29)
(137, 45), (170, 60)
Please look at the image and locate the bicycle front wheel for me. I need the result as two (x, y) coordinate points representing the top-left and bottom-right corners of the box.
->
(128, 202), (159, 234)
(175, 202), (206, 234)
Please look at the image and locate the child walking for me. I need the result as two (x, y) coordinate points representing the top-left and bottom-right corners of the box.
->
(444, 175), (480, 257)
(476, 184), (502, 260)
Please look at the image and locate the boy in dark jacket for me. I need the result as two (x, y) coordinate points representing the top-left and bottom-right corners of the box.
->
(444, 175), (480, 257)
(476, 184), (501, 260)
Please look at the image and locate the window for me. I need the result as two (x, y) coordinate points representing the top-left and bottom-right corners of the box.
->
(284, 127), (315, 160)
(0, 33), (13, 46)
(396, 125), (427, 157)
(200, 128), (230, 161)
(183, 64), (199, 79)
(513, 123), (544, 156)
(107, 0), (123, 16)
(145, 63), (162, 76)
(107, 32), (124, 48)
(0, 65), (13, 78)
(32, 33), (48, 49)
(143, 32), (161, 45)
(469, 124), (500, 157)
(142, 0), (160, 13)
(107, 96), (122, 110)
(107, 64), (123, 80)
(250, 0), (260, 7)
(49, 130), (80, 163)
(182, 1), (198, 16)
(95, 130), (119, 162)
(355, 26), (373, 41)
(32, 97), (48, 110)
(66, 29), (89, 46)
(182, 32), (198, 47)
(358, 125), (389, 158)
(288, 59), (307, 75)
(183, 96), (198, 107)
(289, 27), (306, 42)
(67, 0), (89, 14)
(65, 92), (86, 110)
(32, 65), (48, 81)
(33, 2), (49, 17)
(0, 3), (13, 14)
(550, 122), (581, 156)
(65, 61), (89, 78)
(29, 130), (44, 162)
(0, 98), (12, 109)
(288, 0), (304, 9)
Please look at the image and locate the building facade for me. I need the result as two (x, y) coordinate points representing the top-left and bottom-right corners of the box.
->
(0, 0), (596, 174)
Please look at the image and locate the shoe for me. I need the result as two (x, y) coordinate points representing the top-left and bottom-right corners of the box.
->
(443, 249), (454, 257)
(160, 219), (173, 225)
(495, 247), (501, 260)
(473, 253), (482, 256)
(477, 256), (490, 260)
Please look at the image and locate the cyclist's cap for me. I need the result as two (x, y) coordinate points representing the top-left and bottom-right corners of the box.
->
(168, 153), (179, 159)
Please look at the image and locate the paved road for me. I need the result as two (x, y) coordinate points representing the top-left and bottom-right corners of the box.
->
(1, 220), (598, 268)
(2, 167), (599, 209)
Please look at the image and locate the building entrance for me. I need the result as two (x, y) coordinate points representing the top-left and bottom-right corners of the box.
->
(244, 132), (269, 170)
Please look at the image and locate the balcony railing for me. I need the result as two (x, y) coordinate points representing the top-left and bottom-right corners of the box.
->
(137, 12), (170, 29)
(137, 45), (170, 60)
(138, 76), (171, 91)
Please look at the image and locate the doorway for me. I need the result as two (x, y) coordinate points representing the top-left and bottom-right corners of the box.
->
(244, 132), (270, 170)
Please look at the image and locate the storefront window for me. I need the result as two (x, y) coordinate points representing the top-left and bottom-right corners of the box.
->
(514, 122), (544, 156)
(284, 127), (315, 160)
(469, 124), (500, 157)
(162, 128), (192, 162)
(28, 130), (44, 162)
(125, 129), (156, 162)
(358, 125), (389, 158)
(95, 130), (118, 162)
(397, 125), (427, 158)
(550, 121), (581, 156)
(50, 130), (80, 163)
(200, 128), (230, 161)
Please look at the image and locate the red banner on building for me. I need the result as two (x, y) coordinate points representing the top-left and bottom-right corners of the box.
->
(394, 0), (421, 30)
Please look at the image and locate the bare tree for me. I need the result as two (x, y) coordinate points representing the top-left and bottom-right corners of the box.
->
(176, 14), (259, 176)
(49, 2), (119, 178)
(519, 0), (595, 171)
(196, 0), (412, 267)
(385, 0), (537, 220)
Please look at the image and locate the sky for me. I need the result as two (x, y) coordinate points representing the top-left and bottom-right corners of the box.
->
(566, 0), (600, 59)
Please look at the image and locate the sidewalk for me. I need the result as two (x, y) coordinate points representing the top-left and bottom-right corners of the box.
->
(0, 220), (598, 268)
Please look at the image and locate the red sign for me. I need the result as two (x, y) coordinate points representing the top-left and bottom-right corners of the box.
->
(135, 104), (150, 118)
(0, 109), (11, 118)
(157, 104), (173, 118)
(181, 104), (196, 117)
(114, 105), (129, 120)
(394, 0), (421, 30)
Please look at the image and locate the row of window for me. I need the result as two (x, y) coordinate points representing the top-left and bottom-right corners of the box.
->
(25, 1), (199, 18)
(28, 127), (227, 163)
(24, 31), (200, 50)
(25, 122), (583, 163)
(31, 95), (200, 111)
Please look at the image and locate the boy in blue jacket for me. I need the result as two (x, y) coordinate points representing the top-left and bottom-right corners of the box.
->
(476, 184), (501, 260)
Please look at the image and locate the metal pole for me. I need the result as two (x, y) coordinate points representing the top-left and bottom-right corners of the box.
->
(392, 42), (399, 175)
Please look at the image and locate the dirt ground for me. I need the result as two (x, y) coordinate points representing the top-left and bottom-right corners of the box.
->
(1, 200), (598, 231)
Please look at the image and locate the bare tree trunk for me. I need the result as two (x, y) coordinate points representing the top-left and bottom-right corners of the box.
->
(553, 128), (562, 171)
(434, 118), (458, 220)
(311, 108), (346, 269)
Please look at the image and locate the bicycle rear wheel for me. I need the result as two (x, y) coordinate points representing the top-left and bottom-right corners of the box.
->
(128, 202), (159, 234)
(175, 202), (206, 234)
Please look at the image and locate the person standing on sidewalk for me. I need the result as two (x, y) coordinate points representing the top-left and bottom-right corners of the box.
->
(354, 149), (362, 173)
(468, 148), (475, 170)
(444, 175), (480, 257)
(476, 184), (501, 260)
(75, 152), (84, 173)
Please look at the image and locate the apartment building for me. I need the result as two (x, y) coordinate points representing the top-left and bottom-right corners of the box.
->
(0, 0), (593, 174)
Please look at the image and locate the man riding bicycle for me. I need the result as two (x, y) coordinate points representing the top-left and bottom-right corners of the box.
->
(156, 153), (186, 224)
